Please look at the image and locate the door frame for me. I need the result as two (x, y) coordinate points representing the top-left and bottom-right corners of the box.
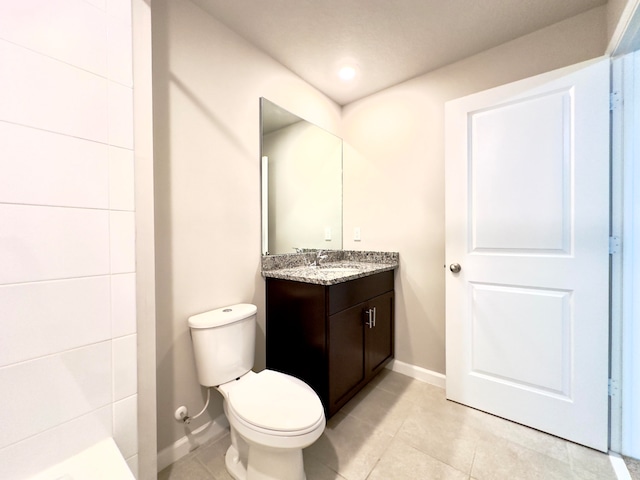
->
(609, 0), (640, 458)
(610, 50), (640, 459)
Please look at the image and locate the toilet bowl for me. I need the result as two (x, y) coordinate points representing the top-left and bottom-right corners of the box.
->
(188, 304), (325, 480)
(218, 370), (325, 480)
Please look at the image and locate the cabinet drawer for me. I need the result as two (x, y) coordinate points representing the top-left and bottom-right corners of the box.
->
(328, 270), (393, 315)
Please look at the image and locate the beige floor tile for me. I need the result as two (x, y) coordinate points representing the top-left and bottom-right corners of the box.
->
(368, 368), (416, 392)
(501, 425), (570, 465)
(158, 450), (213, 480)
(472, 433), (574, 480)
(396, 401), (480, 474)
(195, 433), (234, 480)
(427, 394), (573, 467)
(340, 383), (414, 436)
(303, 453), (348, 480)
(624, 455), (640, 480)
(369, 369), (442, 405)
(367, 437), (469, 480)
(304, 411), (393, 480)
(459, 409), (571, 465)
(566, 442), (616, 479)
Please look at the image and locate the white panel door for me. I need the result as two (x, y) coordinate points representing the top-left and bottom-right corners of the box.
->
(445, 58), (610, 451)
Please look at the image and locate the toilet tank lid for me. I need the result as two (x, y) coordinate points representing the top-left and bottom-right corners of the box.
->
(188, 303), (257, 329)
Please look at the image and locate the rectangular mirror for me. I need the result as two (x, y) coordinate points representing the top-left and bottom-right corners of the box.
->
(260, 98), (343, 255)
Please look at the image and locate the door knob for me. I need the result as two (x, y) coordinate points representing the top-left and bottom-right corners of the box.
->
(449, 263), (461, 273)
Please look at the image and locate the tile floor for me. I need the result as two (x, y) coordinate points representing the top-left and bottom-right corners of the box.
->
(625, 456), (640, 480)
(159, 369), (620, 480)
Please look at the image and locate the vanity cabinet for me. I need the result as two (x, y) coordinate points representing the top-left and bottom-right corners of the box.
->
(266, 270), (394, 417)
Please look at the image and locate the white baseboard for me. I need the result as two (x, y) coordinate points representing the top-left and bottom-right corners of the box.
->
(609, 452), (633, 480)
(157, 414), (229, 473)
(386, 359), (446, 389)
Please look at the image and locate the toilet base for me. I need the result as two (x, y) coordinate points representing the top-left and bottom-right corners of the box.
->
(224, 443), (307, 480)
(224, 444), (245, 480)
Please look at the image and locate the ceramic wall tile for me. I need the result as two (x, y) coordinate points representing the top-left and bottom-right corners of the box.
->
(126, 454), (138, 478)
(108, 146), (135, 211)
(0, 276), (110, 367)
(107, 14), (133, 86)
(111, 273), (137, 337)
(108, 81), (134, 148)
(113, 334), (137, 401)
(0, 40), (108, 142)
(0, 121), (109, 209)
(0, 342), (112, 449)
(109, 211), (136, 273)
(113, 394), (138, 459)
(84, 0), (107, 11)
(0, 0), (137, 477)
(0, 405), (112, 480)
(0, 0), (107, 76)
(0, 204), (110, 285)
(107, 0), (132, 24)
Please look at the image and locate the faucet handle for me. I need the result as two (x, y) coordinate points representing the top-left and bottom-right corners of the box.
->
(310, 249), (328, 266)
(315, 250), (328, 265)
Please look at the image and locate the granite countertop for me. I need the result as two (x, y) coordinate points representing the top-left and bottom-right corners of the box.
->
(261, 250), (399, 286)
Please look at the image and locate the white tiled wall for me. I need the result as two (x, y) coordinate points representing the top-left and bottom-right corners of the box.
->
(0, 0), (137, 478)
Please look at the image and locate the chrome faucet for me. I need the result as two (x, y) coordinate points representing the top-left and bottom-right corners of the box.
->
(312, 250), (328, 266)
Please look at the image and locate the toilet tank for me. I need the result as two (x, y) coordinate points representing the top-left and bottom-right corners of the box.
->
(188, 304), (257, 387)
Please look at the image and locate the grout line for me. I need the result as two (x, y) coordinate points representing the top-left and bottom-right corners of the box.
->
(193, 455), (216, 480)
(0, 337), (115, 371)
(468, 449), (477, 478)
(0, 37), (133, 88)
(0, 118), (133, 150)
(363, 456), (382, 480)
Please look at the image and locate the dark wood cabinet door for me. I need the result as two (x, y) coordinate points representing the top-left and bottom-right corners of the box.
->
(265, 279), (328, 400)
(328, 303), (365, 409)
(366, 291), (394, 376)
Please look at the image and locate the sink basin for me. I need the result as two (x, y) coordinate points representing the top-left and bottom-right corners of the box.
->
(319, 267), (361, 275)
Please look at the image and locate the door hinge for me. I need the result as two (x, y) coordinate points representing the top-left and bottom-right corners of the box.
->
(610, 91), (621, 111)
(609, 236), (621, 254)
(609, 378), (619, 397)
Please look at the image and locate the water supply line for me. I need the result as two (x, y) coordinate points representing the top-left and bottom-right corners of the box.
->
(175, 387), (211, 424)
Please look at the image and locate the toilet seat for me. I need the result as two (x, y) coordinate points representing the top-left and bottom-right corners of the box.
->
(226, 370), (324, 436)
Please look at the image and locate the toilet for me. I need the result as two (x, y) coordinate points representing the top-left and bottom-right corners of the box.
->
(188, 303), (325, 480)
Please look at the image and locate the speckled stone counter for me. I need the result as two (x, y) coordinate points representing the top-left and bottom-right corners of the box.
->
(261, 250), (399, 285)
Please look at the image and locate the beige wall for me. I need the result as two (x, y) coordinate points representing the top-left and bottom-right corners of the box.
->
(341, 6), (607, 374)
(608, 0), (627, 35)
(608, 0), (633, 46)
(152, 0), (340, 453)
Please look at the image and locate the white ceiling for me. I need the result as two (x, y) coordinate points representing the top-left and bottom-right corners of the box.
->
(194, 0), (607, 105)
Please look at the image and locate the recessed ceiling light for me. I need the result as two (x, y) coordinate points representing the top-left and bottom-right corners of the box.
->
(338, 65), (356, 81)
